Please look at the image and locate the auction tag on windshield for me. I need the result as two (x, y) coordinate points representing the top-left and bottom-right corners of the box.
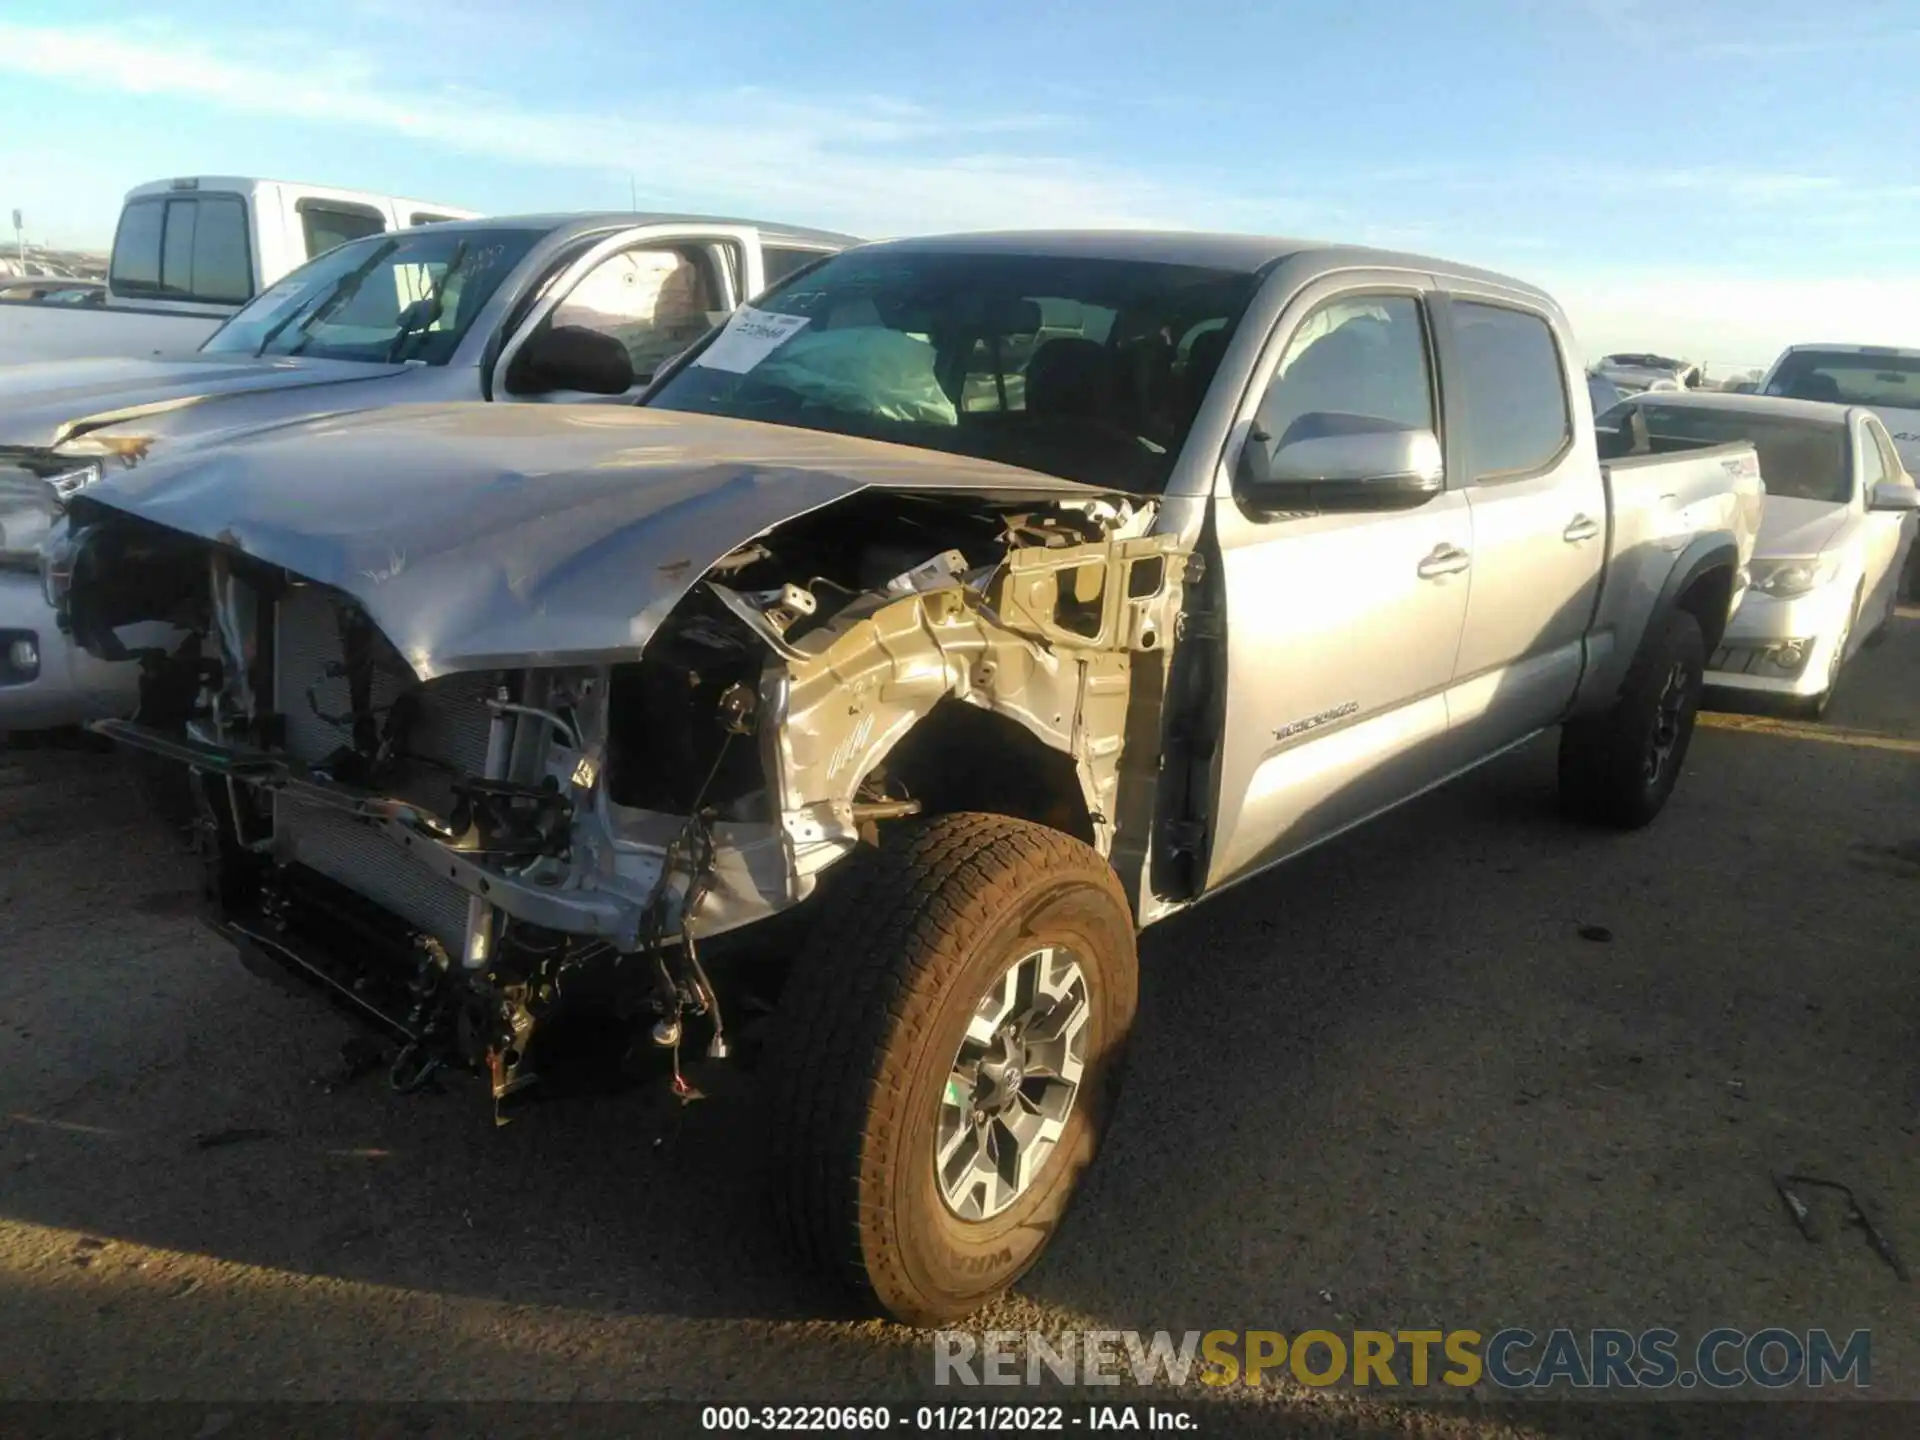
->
(694, 306), (809, 374)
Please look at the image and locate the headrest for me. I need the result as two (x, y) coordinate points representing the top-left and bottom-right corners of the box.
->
(984, 296), (1042, 335)
(1027, 338), (1113, 418)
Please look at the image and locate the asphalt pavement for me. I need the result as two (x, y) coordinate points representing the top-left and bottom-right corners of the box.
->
(2, 608), (1916, 1435)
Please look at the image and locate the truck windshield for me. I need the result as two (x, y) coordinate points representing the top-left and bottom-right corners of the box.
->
(200, 228), (537, 364)
(644, 249), (1262, 492)
(1606, 402), (1852, 504)
(1765, 350), (1920, 410)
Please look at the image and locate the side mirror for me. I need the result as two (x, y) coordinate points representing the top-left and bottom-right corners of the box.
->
(1868, 480), (1920, 513)
(1241, 420), (1445, 512)
(512, 325), (635, 396)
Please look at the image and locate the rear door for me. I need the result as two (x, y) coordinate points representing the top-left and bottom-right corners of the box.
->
(491, 224), (763, 403)
(1438, 291), (1607, 759)
(1205, 273), (1474, 889)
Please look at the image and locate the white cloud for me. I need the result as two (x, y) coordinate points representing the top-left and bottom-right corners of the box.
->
(0, 20), (1315, 239)
(8, 16), (1915, 369)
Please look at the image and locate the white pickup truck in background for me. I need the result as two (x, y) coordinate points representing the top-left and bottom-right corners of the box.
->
(0, 177), (476, 367)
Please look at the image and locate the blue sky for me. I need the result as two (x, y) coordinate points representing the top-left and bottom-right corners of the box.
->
(3, 0), (1917, 369)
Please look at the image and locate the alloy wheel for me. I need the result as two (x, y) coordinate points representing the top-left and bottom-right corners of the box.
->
(934, 944), (1091, 1221)
(1644, 659), (1692, 787)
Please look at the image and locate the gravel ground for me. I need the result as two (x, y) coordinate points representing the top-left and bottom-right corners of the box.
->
(1, 608), (1916, 1436)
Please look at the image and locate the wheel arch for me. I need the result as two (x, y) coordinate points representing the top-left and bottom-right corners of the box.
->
(1669, 540), (1740, 657)
(879, 699), (1097, 848)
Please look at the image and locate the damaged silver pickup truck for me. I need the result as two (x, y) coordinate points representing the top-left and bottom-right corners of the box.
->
(53, 233), (1762, 1323)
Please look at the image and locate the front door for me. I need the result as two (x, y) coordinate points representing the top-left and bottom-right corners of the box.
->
(1206, 283), (1473, 890)
(492, 224), (762, 403)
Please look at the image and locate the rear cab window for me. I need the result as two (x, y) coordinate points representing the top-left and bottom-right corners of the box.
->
(1451, 301), (1572, 480)
(110, 194), (254, 304)
(1768, 350), (1920, 409)
(546, 244), (732, 384)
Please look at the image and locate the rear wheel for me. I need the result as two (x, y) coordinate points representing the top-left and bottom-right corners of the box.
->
(764, 812), (1137, 1324)
(1558, 608), (1705, 829)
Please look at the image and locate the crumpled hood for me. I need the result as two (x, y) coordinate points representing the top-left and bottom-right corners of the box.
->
(0, 353), (409, 451)
(78, 402), (1115, 678)
(1756, 495), (1850, 558)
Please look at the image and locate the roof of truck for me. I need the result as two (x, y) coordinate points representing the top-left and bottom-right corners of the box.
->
(122, 177), (479, 217)
(1772, 342), (1920, 360)
(433, 212), (862, 248)
(1617, 389), (1859, 428)
(861, 230), (1553, 297)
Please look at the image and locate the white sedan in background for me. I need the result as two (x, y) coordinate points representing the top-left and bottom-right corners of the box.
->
(1761, 342), (1920, 597)
(1600, 391), (1919, 716)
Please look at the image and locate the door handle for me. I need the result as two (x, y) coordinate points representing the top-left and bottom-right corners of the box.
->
(1417, 544), (1471, 579)
(1563, 514), (1601, 543)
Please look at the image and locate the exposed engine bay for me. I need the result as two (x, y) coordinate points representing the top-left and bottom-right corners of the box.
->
(59, 487), (1192, 1115)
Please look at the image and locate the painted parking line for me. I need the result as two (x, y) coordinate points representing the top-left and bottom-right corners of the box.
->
(1697, 711), (1920, 755)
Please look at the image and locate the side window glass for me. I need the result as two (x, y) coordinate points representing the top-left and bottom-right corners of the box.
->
(1858, 427), (1887, 494)
(1254, 294), (1434, 449)
(1453, 301), (1572, 479)
(189, 196), (252, 302)
(551, 246), (724, 381)
(110, 200), (166, 296)
(1875, 427), (1907, 480)
(301, 204), (386, 259)
(160, 200), (199, 298)
(114, 196), (253, 303)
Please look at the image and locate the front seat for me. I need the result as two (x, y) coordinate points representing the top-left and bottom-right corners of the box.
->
(1791, 372), (1843, 403)
(1026, 337), (1116, 420)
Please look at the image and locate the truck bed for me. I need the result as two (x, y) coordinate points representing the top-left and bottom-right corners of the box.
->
(1576, 436), (1764, 709)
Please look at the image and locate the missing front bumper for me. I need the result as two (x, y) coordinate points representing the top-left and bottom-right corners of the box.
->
(93, 716), (654, 948)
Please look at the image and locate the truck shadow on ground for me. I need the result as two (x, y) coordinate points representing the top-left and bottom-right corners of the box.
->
(0, 729), (1627, 1326)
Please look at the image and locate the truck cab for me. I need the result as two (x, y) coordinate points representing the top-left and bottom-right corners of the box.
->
(60, 232), (1762, 1327)
(0, 176), (477, 367)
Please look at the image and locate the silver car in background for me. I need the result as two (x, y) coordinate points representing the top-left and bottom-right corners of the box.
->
(0, 210), (857, 730)
(1599, 390), (1920, 714)
(1597, 352), (1704, 394)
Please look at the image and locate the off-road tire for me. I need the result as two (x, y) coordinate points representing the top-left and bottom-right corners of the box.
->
(763, 812), (1137, 1325)
(1558, 608), (1705, 829)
